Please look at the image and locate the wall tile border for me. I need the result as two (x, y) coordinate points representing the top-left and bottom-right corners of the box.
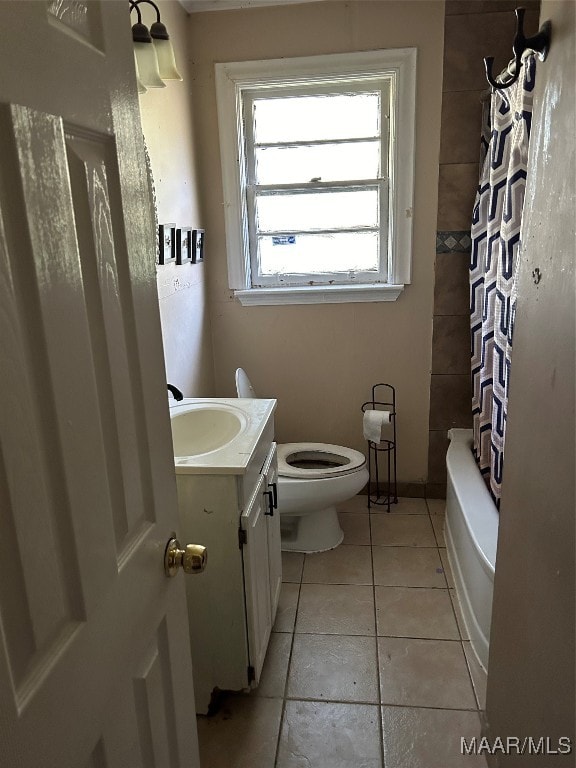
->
(436, 230), (472, 253)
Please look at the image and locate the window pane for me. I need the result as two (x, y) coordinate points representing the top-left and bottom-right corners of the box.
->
(252, 92), (380, 143)
(257, 232), (379, 276)
(255, 141), (380, 184)
(256, 189), (379, 232)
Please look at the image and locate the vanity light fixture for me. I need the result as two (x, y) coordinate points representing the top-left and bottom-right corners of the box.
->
(130, 0), (182, 92)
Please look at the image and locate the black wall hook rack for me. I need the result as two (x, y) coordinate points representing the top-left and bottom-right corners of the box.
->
(484, 7), (552, 90)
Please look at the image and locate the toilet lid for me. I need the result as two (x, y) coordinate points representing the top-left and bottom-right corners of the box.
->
(277, 442), (366, 479)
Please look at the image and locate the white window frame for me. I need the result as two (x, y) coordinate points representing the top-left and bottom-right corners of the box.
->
(215, 48), (417, 306)
(243, 80), (391, 289)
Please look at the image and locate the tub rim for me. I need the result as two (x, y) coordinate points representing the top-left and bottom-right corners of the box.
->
(446, 428), (498, 575)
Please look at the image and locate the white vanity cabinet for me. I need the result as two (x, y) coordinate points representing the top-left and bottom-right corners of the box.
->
(173, 400), (280, 714)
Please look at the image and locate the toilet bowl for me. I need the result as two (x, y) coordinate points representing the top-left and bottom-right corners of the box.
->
(235, 369), (369, 553)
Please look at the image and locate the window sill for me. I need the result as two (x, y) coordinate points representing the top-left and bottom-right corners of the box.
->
(234, 284), (405, 306)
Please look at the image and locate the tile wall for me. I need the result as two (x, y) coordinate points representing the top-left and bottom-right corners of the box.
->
(427, 0), (541, 496)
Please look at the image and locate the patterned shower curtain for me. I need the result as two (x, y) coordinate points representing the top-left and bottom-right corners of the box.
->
(470, 54), (536, 507)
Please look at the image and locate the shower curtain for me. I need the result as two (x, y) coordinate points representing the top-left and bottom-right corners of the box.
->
(470, 54), (536, 507)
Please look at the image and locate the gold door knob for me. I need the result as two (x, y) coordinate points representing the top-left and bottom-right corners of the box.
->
(164, 537), (207, 577)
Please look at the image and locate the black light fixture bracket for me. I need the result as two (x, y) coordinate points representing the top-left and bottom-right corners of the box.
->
(130, 0), (171, 42)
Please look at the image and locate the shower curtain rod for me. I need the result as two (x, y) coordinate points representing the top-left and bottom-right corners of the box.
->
(484, 6), (552, 90)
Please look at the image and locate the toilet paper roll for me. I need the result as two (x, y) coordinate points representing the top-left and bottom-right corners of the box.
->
(363, 410), (391, 443)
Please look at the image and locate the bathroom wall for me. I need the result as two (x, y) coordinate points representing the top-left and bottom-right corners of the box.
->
(188, 0), (444, 488)
(484, 1), (575, 760)
(139, 0), (215, 397)
(427, 0), (541, 497)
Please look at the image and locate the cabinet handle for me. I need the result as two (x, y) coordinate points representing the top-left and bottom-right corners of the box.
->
(269, 481), (278, 509)
(263, 489), (274, 516)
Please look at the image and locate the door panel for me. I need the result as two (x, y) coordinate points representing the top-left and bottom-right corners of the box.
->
(86, 594), (194, 768)
(262, 443), (282, 621)
(0, 103), (105, 704)
(132, 618), (180, 768)
(47, 0), (104, 50)
(0, 3), (199, 766)
(65, 129), (150, 546)
(241, 475), (272, 684)
(8, 104), (128, 613)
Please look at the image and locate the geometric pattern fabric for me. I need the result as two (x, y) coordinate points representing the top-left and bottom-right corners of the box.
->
(470, 54), (536, 507)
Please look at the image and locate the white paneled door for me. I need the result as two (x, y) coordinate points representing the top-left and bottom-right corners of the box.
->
(0, 3), (200, 767)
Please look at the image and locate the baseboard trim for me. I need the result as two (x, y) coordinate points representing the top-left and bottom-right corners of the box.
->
(359, 481), (446, 500)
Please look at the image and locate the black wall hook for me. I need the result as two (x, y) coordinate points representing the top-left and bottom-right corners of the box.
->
(484, 7), (552, 90)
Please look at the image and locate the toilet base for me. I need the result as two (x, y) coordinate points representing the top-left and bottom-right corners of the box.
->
(280, 506), (344, 553)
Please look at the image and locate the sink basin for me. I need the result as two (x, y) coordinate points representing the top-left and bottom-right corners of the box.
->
(170, 402), (246, 457)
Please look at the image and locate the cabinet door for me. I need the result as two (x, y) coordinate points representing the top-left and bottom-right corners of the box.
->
(262, 443), (282, 622)
(241, 474), (272, 684)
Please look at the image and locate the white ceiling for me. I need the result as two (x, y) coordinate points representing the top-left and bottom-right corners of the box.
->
(179, 0), (330, 13)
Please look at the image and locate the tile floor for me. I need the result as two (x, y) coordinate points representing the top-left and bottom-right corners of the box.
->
(196, 496), (488, 768)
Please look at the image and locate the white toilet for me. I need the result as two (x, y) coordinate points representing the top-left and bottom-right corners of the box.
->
(235, 368), (369, 553)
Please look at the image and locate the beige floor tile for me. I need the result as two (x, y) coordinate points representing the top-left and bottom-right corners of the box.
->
(373, 546), (446, 588)
(197, 694), (282, 768)
(273, 582), (300, 633)
(337, 493), (370, 513)
(282, 551), (304, 583)
(303, 544), (373, 585)
(254, 632), (292, 698)
(463, 641), (487, 710)
(277, 700), (382, 768)
(339, 512), (371, 545)
(439, 549), (455, 587)
(296, 583), (375, 635)
(430, 514), (446, 546)
(381, 706), (484, 768)
(449, 588), (469, 640)
(287, 634), (379, 703)
(375, 586), (459, 640)
(371, 514), (436, 547)
(426, 498), (446, 516)
(371, 496), (427, 514)
(378, 637), (476, 709)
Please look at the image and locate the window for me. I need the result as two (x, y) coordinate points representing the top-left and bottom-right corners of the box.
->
(215, 49), (416, 306)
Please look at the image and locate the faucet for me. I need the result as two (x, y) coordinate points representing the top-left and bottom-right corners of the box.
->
(167, 384), (184, 401)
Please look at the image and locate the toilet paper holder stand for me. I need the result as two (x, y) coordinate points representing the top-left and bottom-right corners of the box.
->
(361, 383), (398, 512)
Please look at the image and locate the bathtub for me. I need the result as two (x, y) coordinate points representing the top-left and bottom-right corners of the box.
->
(445, 428), (499, 671)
